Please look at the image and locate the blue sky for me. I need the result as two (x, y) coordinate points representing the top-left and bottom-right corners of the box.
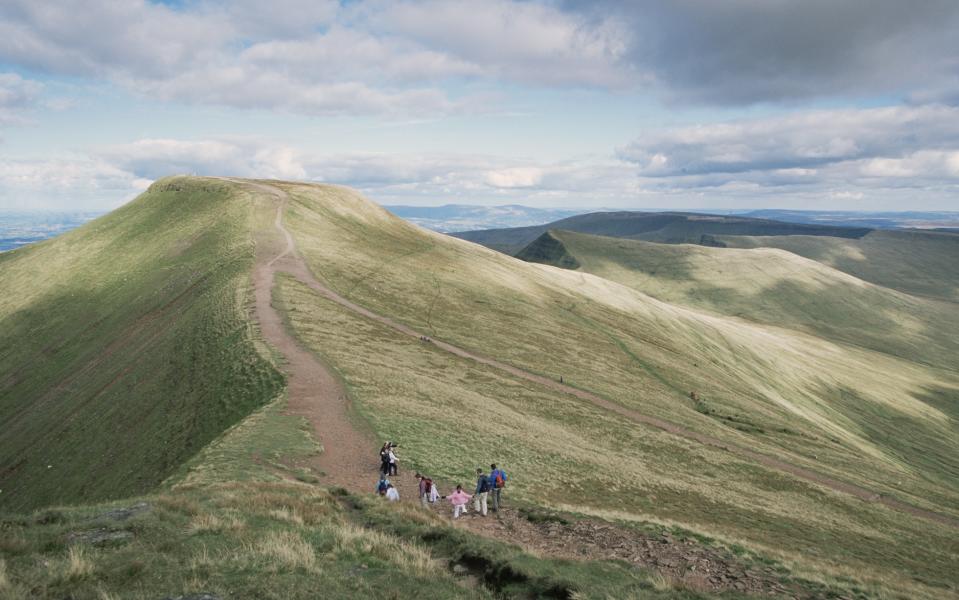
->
(1, 0), (958, 211)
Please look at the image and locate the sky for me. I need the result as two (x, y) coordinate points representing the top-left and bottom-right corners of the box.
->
(1, 0), (958, 211)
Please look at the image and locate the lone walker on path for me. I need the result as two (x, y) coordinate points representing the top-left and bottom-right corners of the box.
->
(474, 468), (491, 516)
(489, 463), (507, 512)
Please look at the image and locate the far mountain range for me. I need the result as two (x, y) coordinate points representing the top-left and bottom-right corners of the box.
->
(384, 204), (959, 233)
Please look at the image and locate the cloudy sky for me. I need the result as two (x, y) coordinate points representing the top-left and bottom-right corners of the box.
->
(1, 0), (958, 210)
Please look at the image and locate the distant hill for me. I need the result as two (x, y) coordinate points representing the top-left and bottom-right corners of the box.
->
(385, 203), (587, 232)
(722, 229), (959, 303)
(452, 211), (871, 254)
(518, 229), (959, 370)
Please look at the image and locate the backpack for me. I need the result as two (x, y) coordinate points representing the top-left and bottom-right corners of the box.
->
(424, 478), (433, 494)
(494, 472), (505, 489)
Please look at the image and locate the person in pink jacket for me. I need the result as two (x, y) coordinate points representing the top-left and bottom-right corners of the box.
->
(446, 484), (472, 519)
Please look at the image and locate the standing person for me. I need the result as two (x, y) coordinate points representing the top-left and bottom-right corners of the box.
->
(446, 485), (472, 519)
(415, 473), (433, 508)
(379, 443), (390, 475)
(489, 463), (508, 512)
(388, 443), (399, 476)
(385, 483), (400, 502)
(429, 478), (441, 504)
(473, 468), (491, 516)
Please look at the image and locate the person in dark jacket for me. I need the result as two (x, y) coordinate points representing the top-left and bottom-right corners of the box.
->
(474, 468), (491, 516)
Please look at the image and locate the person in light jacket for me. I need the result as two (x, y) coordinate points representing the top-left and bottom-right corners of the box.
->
(385, 483), (400, 502)
(446, 485), (472, 519)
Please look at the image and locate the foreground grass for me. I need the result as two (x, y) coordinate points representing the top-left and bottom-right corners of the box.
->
(0, 177), (284, 512)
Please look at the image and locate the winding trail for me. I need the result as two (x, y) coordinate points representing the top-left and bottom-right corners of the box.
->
(242, 179), (959, 530)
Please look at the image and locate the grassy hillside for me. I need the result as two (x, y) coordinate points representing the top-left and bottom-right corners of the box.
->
(518, 230), (959, 372)
(272, 181), (958, 597)
(722, 229), (959, 303)
(0, 177), (283, 512)
(453, 211), (870, 255)
(3, 178), (957, 598)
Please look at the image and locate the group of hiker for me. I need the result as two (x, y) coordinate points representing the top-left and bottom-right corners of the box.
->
(375, 441), (508, 519)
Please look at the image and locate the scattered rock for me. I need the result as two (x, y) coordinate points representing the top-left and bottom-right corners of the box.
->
(452, 563), (470, 575)
(67, 528), (133, 546)
(96, 501), (151, 521)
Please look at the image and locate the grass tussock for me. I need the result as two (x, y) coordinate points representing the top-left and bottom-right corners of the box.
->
(62, 546), (95, 581)
(331, 523), (438, 578)
(250, 531), (316, 572)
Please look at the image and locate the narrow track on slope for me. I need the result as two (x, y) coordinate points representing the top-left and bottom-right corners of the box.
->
(246, 180), (417, 498)
(243, 179), (959, 530)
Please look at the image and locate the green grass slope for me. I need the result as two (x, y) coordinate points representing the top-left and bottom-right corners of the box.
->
(271, 181), (958, 597)
(0, 177), (283, 512)
(519, 229), (959, 372)
(452, 211), (870, 255)
(722, 229), (959, 303)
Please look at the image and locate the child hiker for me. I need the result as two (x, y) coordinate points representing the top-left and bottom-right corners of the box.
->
(446, 485), (472, 519)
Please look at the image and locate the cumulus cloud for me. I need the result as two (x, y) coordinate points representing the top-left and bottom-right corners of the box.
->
(620, 105), (959, 178)
(0, 73), (43, 124)
(0, 156), (148, 209)
(0, 0), (631, 117)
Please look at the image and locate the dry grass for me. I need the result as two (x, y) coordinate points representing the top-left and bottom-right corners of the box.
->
(156, 494), (201, 516)
(0, 559), (9, 591)
(268, 507), (304, 526)
(330, 523), (437, 577)
(61, 546), (95, 581)
(249, 531), (316, 571)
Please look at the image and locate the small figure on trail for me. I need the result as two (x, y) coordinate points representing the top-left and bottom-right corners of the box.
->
(388, 443), (399, 476)
(385, 483), (400, 502)
(559, 376), (563, 384)
(376, 474), (391, 496)
(429, 478), (441, 504)
(415, 473), (434, 508)
(446, 485), (472, 519)
(489, 463), (507, 512)
(379, 443), (391, 475)
(474, 468), (491, 516)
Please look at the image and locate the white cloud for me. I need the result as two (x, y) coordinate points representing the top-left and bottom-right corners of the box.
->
(0, 73), (43, 124)
(620, 105), (959, 179)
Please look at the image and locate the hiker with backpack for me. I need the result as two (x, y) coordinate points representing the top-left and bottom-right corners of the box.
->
(489, 463), (507, 512)
(415, 473), (434, 508)
(376, 474), (391, 496)
(445, 484), (472, 519)
(474, 468), (491, 516)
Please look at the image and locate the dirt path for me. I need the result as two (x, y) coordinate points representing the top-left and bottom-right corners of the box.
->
(244, 181), (406, 499)
(240, 179), (958, 530)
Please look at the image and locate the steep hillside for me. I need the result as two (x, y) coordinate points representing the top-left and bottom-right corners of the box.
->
(452, 211), (870, 255)
(722, 229), (959, 303)
(0, 178), (283, 512)
(518, 230), (959, 372)
(268, 181), (958, 597)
